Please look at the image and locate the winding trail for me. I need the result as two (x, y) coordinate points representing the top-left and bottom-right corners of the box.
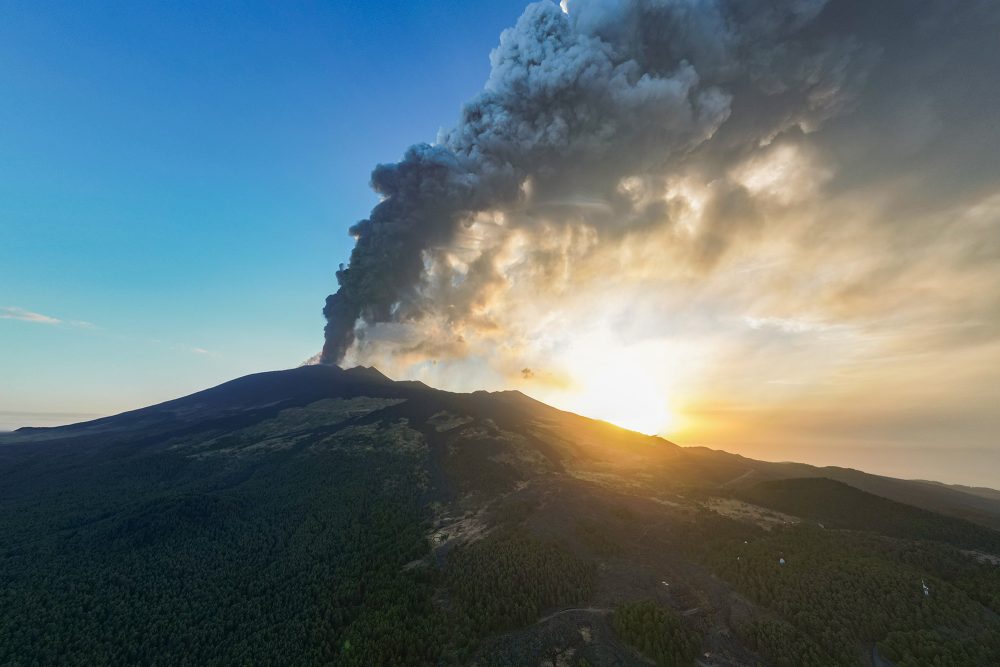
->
(535, 606), (612, 625)
(722, 468), (757, 487)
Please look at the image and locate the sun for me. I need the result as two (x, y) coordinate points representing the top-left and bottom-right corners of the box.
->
(538, 336), (680, 436)
(564, 361), (676, 435)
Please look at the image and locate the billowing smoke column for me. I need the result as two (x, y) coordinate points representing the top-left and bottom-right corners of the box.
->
(323, 144), (491, 361)
(322, 0), (876, 364)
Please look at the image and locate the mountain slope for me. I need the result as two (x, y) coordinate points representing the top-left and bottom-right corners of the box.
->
(2, 366), (999, 666)
(735, 477), (1000, 552)
(675, 446), (1000, 530)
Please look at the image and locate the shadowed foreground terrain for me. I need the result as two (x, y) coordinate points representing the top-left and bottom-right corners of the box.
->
(2, 365), (999, 665)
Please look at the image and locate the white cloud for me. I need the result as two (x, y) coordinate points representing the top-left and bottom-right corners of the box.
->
(2, 307), (97, 329)
(743, 316), (834, 334)
(1, 307), (62, 325)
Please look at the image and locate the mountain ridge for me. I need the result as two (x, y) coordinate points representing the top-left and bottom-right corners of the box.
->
(6, 365), (999, 528)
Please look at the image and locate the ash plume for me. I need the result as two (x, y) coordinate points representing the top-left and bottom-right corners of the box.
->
(320, 0), (972, 363)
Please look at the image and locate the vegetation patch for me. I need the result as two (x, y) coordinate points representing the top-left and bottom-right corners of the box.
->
(737, 617), (837, 667)
(611, 600), (700, 667)
(446, 529), (597, 634)
(428, 410), (474, 432)
(183, 397), (406, 458)
(695, 521), (1000, 665)
(575, 519), (622, 557)
(703, 496), (800, 530)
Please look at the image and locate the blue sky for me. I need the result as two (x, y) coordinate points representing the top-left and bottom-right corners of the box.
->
(0, 0), (528, 427)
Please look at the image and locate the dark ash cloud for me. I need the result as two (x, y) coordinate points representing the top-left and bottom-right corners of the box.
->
(321, 0), (879, 363)
(322, 0), (1000, 367)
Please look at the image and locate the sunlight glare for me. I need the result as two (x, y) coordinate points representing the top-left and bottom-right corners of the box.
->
(547, 335), (680, 436)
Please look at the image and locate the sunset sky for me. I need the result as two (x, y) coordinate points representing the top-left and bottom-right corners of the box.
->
(3, 1), (999, 487)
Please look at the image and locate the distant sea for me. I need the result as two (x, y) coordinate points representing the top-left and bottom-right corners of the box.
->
(714, 441), (1000, 491)
(0, 411), (103, 432)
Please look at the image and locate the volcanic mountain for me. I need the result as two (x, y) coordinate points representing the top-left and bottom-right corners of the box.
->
(2, 365), (999, 665)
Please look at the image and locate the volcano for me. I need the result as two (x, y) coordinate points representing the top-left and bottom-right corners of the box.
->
(2, 365), (999, 665)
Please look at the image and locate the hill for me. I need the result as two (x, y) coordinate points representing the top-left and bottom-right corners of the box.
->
(735, 477), (1000, 553)
(2, 365), (999, 665)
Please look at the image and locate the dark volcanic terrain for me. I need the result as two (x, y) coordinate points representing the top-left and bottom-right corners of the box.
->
(2, 365), (999, 665)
